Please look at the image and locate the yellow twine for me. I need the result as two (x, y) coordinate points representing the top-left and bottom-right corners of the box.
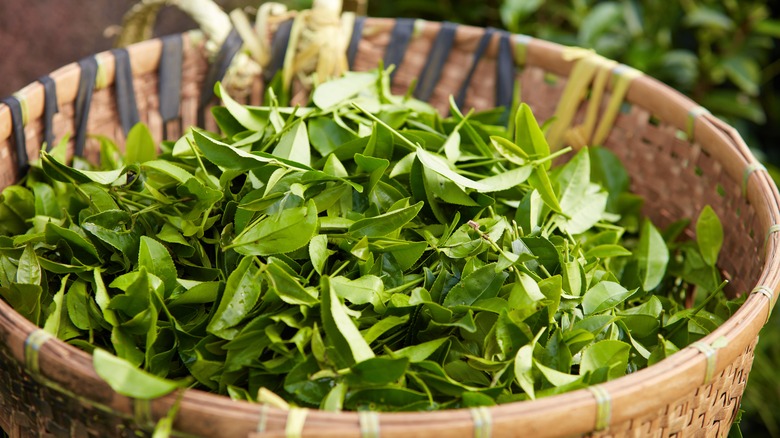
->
(592, 64), (641, 145)
(285, 407), (309, 438)
(547, 49), (642, 151)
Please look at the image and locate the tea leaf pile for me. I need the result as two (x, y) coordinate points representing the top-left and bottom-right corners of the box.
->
(0, 69), (741, 410)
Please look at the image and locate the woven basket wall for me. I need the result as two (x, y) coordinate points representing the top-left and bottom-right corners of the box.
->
(1, 16), (779, 438)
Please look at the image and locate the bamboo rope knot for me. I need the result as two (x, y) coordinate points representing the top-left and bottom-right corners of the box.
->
(751, 285), (775, 323)
(512, 34), (533, 67)
(24, 329), (53, 375)
(586, 385), (612, 431)
(359, 410), (381, 438)
(686, 106), (710, 141)
(281, 0), (354, 95)
(470, 406), (493, 438)
(117, 0), (354, 99)
(10, 93), (28, 126)
(766, 224), (780, 247)
(689, 337), (727, 385)
(134, 397), (153, 427)
(742, 162), (767, 197)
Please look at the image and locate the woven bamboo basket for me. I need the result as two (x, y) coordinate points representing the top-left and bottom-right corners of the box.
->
(1, 2), (779, 437)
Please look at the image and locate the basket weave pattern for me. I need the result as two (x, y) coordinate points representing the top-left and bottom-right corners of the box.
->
(0, 17), (778, 438)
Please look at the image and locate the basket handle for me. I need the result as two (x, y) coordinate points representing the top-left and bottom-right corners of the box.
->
(115, 0), (361, 98)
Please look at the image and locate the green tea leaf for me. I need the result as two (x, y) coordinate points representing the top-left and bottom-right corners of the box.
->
(139, 236), (178, 295)
(443, 264), (509, 308)
(43, 274), (71, 336)
(312, 71), (378, 110)
(579, 340), (631, 381)
(515, 103), (550, 163)
(93, 349), (184, 399)
(696, 205), (723, 266)
(348, 357), (409, 386)
(581, 281), (634, 315)
(349, 201), (423, 238)
(273, 120), (311, 166)
(207, 256), (262, 340)
(321, 276), (375, 368)
(125, 123), (156, 164)
(231, 199), (318, 256)
(215, 82), (267, 131)
(636, 220), (669, 290)
(17, 244), (42, 285)
(265, 260), (318, 306)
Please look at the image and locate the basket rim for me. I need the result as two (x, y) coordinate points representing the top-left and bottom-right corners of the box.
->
(1, 17), (779, 436)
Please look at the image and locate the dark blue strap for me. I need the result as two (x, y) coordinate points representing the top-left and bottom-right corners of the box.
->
(37, 75), (58, 151)
(454, 28), (496, 109)
(383, 18), (415, 82)
(74, 57), (98, 157)
(1, 97), (28, 173)
(264, 19), (294, 83)
(159, 35), (183, 123)
(347, 16), (366, 69)
(413, 22), (458, 102)
(199, 28), (244, 126)
(112, 48), (140, 135)
(496, 32), (515, 109)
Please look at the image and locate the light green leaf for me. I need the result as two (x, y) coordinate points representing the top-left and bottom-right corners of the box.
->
(272, 120), (311, 166)
(636, 220), (669, 290)
(17, 244), (42, 285)
(215, 82), (267, 131)
(696, 205), (723, 266)
(514, 103), (550, 164)
(584, 244), (632, 259)
(321, 276), (375, 368)
(579, 340), (631, 380)
(43, 275), (71, 336)
(309, 234), (332, 276)
(312, 71), (378, 110)
(125, 123), (156, 164)
(93, 349), (184, 399)
(232, 199), (318, 256)
(535, 360), (581, 387)
(582, 281), (634, 315)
